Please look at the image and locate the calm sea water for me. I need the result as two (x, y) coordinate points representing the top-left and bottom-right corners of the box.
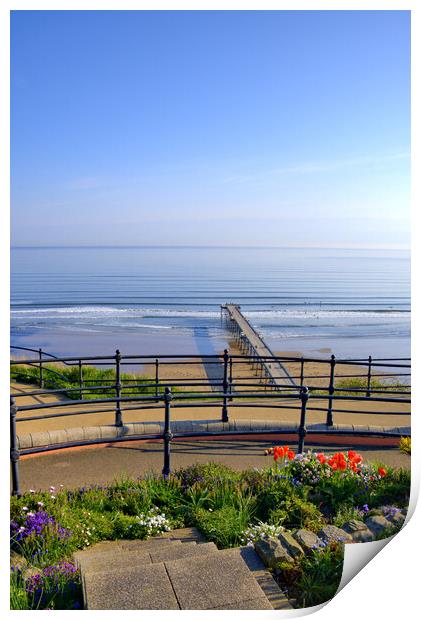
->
(10, 246), (410, 359)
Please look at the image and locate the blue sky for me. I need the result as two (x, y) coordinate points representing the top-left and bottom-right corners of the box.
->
(11, 10), (410, 248)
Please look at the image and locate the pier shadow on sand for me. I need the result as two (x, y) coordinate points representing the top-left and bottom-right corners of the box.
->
(192, 326), (224, 391)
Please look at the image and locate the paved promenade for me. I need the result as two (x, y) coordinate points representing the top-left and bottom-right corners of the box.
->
(17, 438), (410, 493)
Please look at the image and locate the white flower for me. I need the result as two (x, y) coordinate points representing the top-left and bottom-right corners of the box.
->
(22, 507), (28, 511)
(37, 501), (44, 507)
(29, 489), (35, 494)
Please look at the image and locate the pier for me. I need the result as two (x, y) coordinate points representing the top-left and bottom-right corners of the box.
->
(221, 304), (298, 391)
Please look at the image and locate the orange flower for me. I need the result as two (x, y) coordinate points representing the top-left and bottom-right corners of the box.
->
(378, 467), (387, 478)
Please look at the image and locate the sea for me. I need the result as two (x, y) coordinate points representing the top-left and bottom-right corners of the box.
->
(10, 246), (410, 361)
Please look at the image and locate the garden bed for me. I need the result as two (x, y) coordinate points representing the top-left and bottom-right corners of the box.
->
(10, 447), (410, 609)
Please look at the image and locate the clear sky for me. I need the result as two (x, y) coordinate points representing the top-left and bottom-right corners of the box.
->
(11, 10), (410, 248)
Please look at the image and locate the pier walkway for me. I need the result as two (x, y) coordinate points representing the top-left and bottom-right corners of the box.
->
(221, 304), (298, 392)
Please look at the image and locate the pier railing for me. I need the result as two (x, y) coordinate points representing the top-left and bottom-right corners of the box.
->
(10, 347), (411, 495)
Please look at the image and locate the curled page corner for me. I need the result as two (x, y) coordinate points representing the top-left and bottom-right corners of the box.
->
(337, 493), (417, 596)
(336, 477), (418, 598)
(337, 535), (393, 594)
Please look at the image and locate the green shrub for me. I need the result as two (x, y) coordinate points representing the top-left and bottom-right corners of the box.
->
(193, 501), (256, 548)
(367, 467), (411, 508)
(268, 497), (325, 532)
(283, 543), (344, 608)
(255, 476), (306, 522)
(174, 462), (240, 489)
(332, 505), (368, 527)
(322, 376), (409, 396)
(10, 362), (156, 400)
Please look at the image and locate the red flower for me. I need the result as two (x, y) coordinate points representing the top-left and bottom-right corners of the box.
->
(287, 450), (295, 460)
(378, 467), (387, 478)
(273, 446), (285, 461)
(316, 453), (326, 464)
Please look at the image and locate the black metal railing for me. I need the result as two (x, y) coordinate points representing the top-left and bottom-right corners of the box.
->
(10, 348), (411, 495)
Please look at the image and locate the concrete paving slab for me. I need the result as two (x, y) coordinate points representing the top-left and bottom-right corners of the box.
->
(120, 539), (180, 551)
(150, 541), (217, 563)
(84, 563), (180, 609)
(164, 552), (266, 609)
(75, 540), (179, 566)
(220, 547), (293, 610)
(210, 597), (273, 609)
(160, 527), (207, 543)
(80, 551), (152, 573)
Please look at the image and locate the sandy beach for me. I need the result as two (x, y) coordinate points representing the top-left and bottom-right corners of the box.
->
(12, 342), (411, 436)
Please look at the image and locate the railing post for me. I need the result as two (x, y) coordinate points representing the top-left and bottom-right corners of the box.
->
(326, 354), (336, 426)
(155, 358), (159, 400)
(228, 356), (233, 401)
(38, 348), (44, 388)
(366, 355), (372, 398)
(10, 397), (21, 497)
(162, 387), (173, 479)
(78, 359), (83, 400)
(115, 349), (122, 427)
(300, 356), (304, 387)
(298, 387), (309, 454)
(222, 349), (229, 422)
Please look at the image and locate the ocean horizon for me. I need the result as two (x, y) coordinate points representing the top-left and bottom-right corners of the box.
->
(11, 245), (410, 360)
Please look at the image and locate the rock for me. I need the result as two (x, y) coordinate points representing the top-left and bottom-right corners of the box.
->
(365, 516), (393, 538)
(318, 525), (352, 545)
(277, 531), (304, 559)
(292, 530), (323, 554)
(341, 520), (374, 543)
(254, 537), (294, 569)
(382, 508), (406, 527)
(369, 509), (383, 516)
(389, 512), (406, 527)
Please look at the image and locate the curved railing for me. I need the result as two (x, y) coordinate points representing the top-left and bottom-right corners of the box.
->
(10, 348), (411, 496)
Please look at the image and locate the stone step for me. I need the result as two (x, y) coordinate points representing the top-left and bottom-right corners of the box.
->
(158, 526), (208, 544)
(163, 550), (273, 610)
(74, 539), (182, 567)
(81, 541), (217, 577)
(79, 550), (153, 574)
(83, 563), (180, 610)
(219, 546), (294, 610)
(149, 541), (217, 563)
(80, 538), (293, 609)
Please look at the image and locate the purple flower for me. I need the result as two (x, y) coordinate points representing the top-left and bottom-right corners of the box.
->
(11, 510), (71, 543)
